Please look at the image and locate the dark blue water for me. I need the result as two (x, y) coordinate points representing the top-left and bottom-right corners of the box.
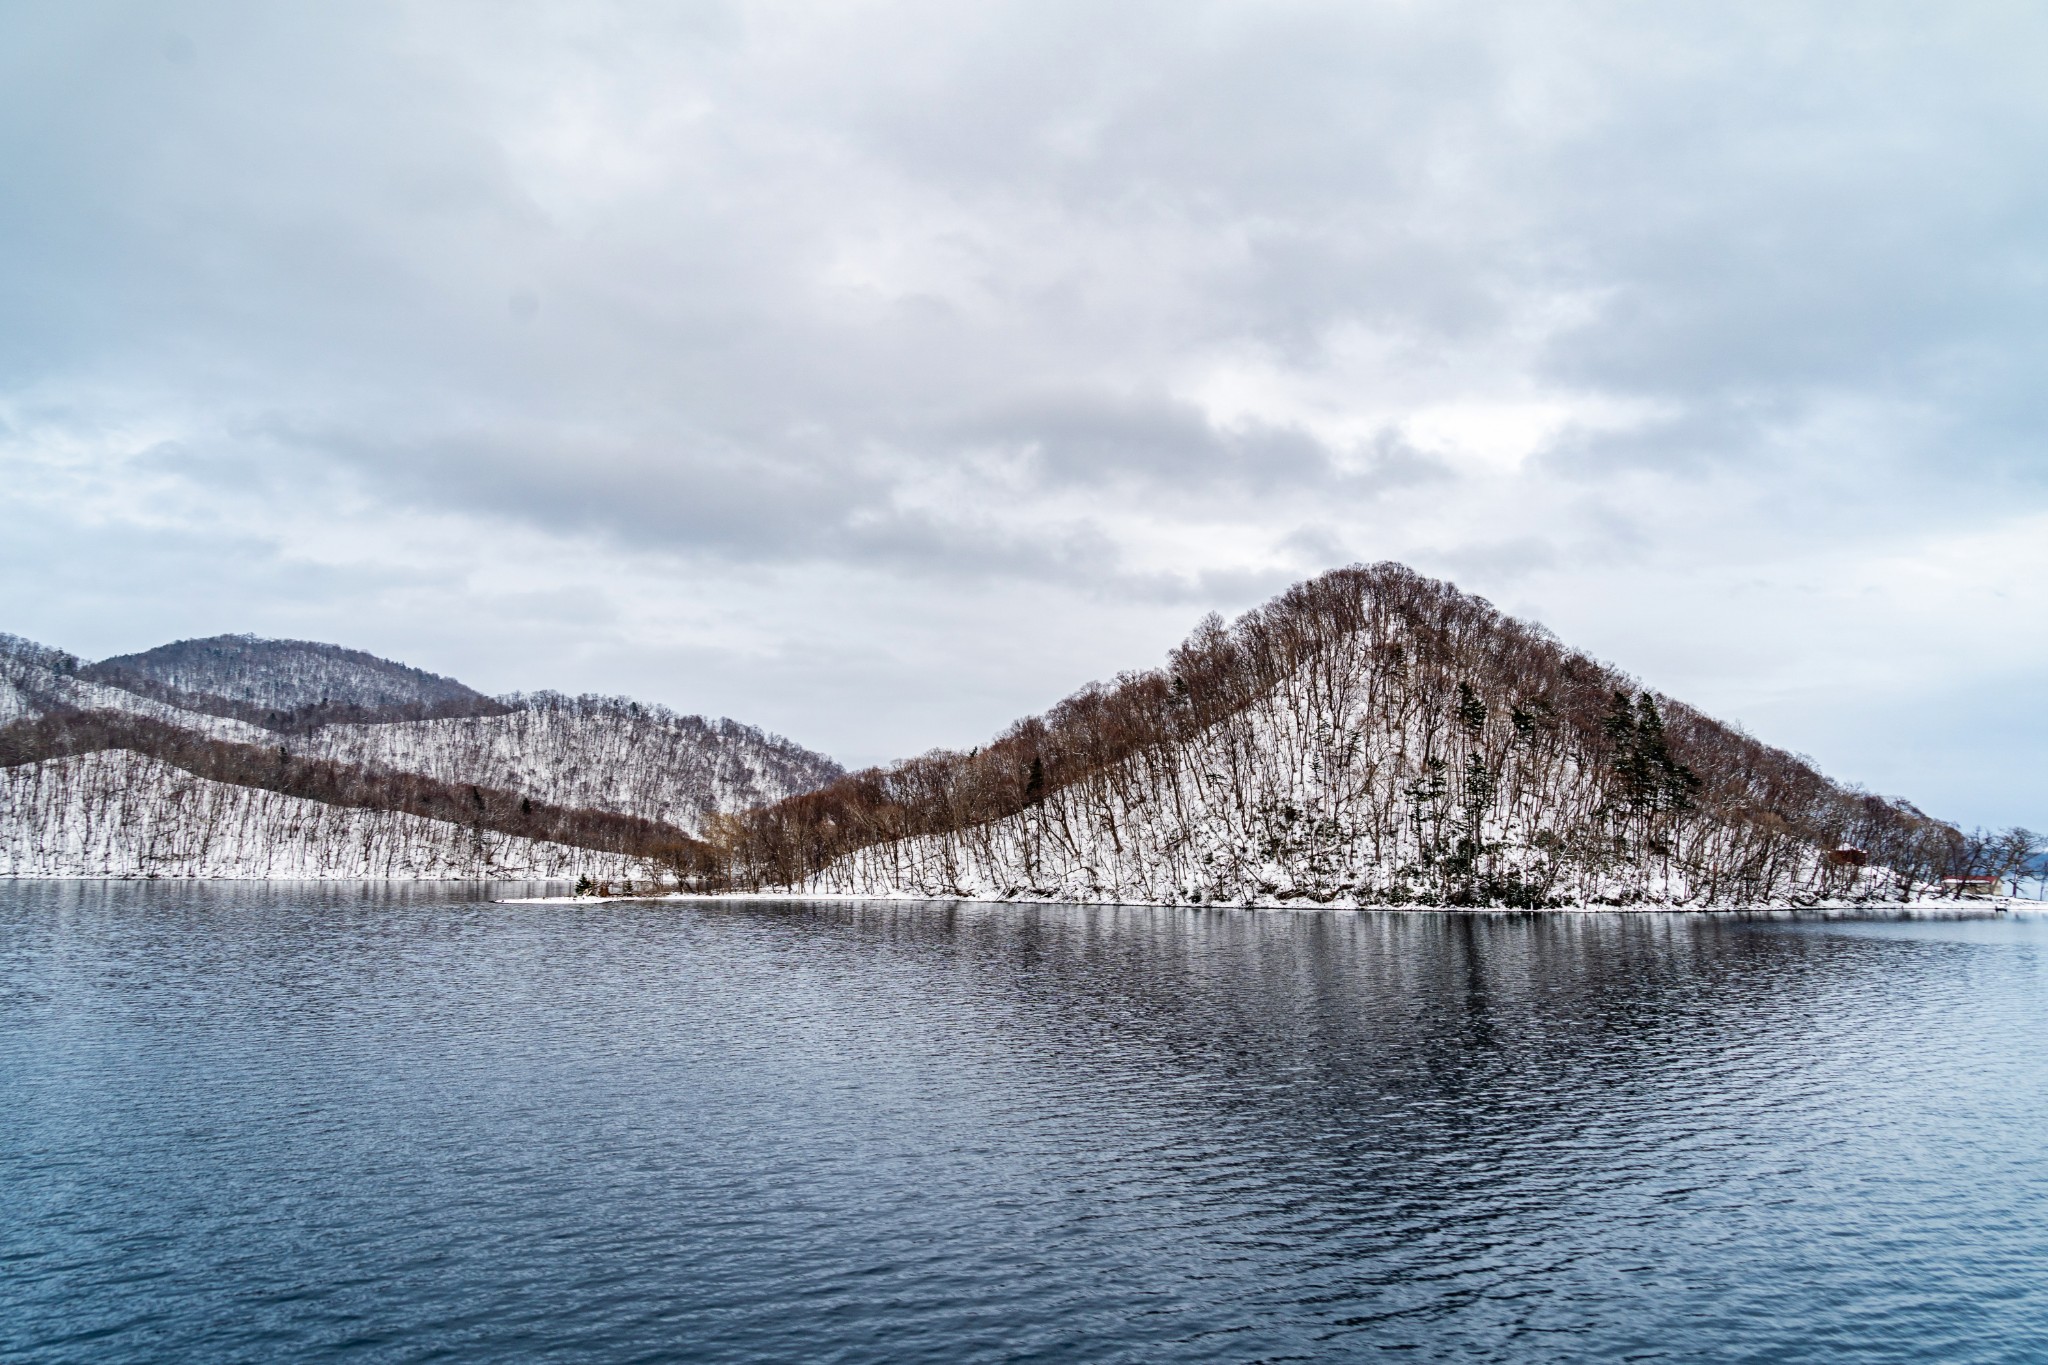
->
(3, 885), (2046, 1362)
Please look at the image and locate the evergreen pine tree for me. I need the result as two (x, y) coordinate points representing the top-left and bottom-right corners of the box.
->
(1455, 680), (1488, 734)
(1510, 705), (1536, 743)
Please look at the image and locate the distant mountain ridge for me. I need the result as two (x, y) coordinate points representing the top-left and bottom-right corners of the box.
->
(82, 634), (513, 731)
(2, 633), (273, 741)
(0, 631), (843, 878)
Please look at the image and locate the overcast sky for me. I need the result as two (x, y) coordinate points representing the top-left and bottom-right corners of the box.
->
(3, 1), (2044, 827)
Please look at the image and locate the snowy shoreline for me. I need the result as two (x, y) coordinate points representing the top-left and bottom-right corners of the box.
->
(497, 889), (2036, 915)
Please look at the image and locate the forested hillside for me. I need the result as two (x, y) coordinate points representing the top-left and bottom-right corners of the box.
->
(0, 632), (840, 879)
(83, 634), (510, 730)
(2, 634), (272, 741)
(704, 564), (1973, 907)
(0, 750), (649, 880)
(3, 577), (2009, 900)
(302, 693), (842, 836)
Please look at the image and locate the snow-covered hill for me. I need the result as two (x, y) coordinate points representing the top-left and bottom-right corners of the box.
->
(724, 564), (1958, 908)
(2, 635), (272, 742)
(1, 750), (653, 880)
(9, 571), (1960, 899)
(301, 693), (843, 835)
(1, 631), (842, 878)
(799, 660), (1893, 908)
(84, 634), (494, 719)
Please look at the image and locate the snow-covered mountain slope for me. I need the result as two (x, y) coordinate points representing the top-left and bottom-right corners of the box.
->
(84, 634), (493, 718)
(800, 663), (1893, 908)
(0, 637), (51, 726)
(0, 750), (654, 880)
(1, 635), (272, 742)
(735, 564), (1955, 908)
(2, 630), (843, 878)
(300, 693), (843, 835)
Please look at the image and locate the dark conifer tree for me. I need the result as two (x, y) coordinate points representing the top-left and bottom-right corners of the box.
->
(1455, 680), (1487, 734)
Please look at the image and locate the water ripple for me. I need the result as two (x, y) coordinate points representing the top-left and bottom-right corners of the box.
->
(3, 884), (2046, 1362)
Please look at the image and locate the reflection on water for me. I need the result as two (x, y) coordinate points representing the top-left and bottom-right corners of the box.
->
(3, 883), (2046, 1362)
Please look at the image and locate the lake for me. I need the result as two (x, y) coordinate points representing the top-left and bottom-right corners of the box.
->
(3, 883), (2046, 1362)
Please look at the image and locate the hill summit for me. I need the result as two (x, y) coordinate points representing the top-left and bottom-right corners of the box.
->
(83, 635), (504, 729)
(703, 563), (1959, 907)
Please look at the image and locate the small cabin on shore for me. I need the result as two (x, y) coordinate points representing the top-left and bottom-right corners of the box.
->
(1941, 875), (2003, 899)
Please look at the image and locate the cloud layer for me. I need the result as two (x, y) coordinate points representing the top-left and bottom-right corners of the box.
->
(4, 1), (2045, 825)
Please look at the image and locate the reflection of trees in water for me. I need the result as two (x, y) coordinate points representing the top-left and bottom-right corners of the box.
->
(717, 897), (2004, 1347)
(722, 900), (1920, 1192)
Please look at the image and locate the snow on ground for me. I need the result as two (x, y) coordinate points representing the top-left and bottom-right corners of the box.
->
(1, 636), (841, 880)
(0, 750), (655, 880)
(0, 649), (273, 743)
(0, 675), (36, 727)
(789, 651), (1904, 909)
(89, 635), (485, 713)
(300, 696), (839, 831)
(500, 890), (1998, 913)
